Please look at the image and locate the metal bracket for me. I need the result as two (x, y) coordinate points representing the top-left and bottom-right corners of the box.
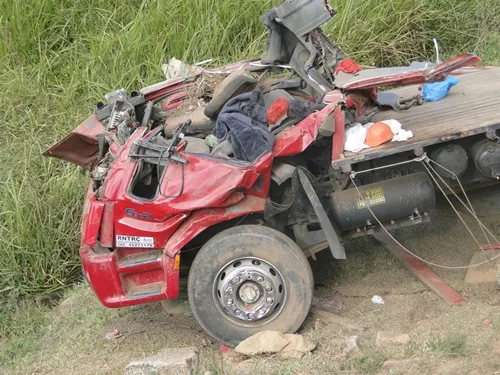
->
(297, 169), (346, 260)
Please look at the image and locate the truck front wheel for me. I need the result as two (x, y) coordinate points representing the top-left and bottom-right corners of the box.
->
(187, 225), (314, 347)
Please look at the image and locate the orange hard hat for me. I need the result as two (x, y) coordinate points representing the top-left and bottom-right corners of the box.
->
(365, 122), (394, 147)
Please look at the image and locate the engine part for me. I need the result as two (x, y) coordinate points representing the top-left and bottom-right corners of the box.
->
(471, 140), (500, 179)
(330, 172), (435, 231)
(430, 144), (469, 179)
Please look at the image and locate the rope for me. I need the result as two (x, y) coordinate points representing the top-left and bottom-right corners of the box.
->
(349, 154), (500, 270)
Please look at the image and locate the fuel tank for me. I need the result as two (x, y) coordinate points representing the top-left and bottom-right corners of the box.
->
(330, 172), (435, 231)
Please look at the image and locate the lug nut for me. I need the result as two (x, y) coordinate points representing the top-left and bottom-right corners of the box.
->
(257, 276), (264, 282)
(226, 287), (233, 293)
(227, 299), (233, 306)
(266, 297), (273, 304)
(248, 313), (255, 319)
(233, 277), (240, 284)
(265, 285), (272, 292)
(235, 310), (241, 316)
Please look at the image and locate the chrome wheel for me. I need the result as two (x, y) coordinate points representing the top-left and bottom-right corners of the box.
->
(214, 257), (286, 326)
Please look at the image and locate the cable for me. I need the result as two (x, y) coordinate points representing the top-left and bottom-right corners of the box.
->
(349, 154), (500, 270)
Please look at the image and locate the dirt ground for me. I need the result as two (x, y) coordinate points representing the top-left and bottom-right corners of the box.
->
(2, 188), (500, 375)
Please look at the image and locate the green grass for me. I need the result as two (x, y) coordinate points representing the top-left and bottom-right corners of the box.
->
(405, 334), (468, 357)
(343, 354), (388, 374)
(0, 0), (499, 304)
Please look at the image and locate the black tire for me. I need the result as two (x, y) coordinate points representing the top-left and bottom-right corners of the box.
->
(187, 225), (314, 347)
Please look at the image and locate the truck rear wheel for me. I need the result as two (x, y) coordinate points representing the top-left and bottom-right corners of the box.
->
(187, 225), (314, 347)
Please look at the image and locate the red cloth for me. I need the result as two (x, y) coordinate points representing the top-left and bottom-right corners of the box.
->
(267, 97), (289, 124)
(335, 59), (362, 75)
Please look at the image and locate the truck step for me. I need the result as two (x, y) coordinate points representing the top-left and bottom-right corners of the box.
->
(117, 250), (163, 273)
(126, 283), (164, 299)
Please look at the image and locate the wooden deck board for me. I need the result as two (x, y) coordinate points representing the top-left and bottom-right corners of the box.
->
(338, 68), (500, 167)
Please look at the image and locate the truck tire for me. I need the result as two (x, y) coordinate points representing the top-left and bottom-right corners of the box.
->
(187, 225), (314, 347)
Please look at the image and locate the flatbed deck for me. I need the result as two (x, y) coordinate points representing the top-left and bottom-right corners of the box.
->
(333, 68), (500, 168)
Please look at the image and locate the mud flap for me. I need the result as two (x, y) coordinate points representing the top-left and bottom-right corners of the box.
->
(297, 169), (346, 260)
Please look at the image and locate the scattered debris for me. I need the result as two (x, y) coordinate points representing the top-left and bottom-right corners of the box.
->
(234, 331), (315, 359)
(375, 332), (411, 347)
(278, 334), (316, 359)
(371, 295), (385, 305)
(310, 307), (364, 334)
(423, 75), (459, 102)
(344, 120), (413, 153)
(483, 319), (493, 326)
(220, 344), (232, 353)
(235, 331), (290, 356)
(105, 329), (122, 340)
(342, 336), (361, 357)
(162, 58), (193, 80)
(125, 347), (199, 375)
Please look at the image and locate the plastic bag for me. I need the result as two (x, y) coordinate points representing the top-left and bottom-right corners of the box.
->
(344, 123), (369, 153)
(423, 76), (459, 102)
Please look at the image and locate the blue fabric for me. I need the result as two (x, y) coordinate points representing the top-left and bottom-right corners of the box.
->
(214, 89), (275, 162)
(423, 76), (459, 102)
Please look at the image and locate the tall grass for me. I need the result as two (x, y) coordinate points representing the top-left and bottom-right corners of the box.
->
(0, 0), (499, 298)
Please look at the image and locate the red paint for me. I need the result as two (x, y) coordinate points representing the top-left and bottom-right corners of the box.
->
(331, 105), (345, 162)
(481, 244), (500, 250)
(99, 202), (115, 248)
(165, 195), (266, 257)
(341, 54), (480, 91)
(274, 102), (338, 157)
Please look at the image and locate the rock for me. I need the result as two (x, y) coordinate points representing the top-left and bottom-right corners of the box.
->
(342, 336), (361, 357)
(278, 334), (316, 359)
(314, 318), (327, 330)
(313, 296), (343, 313)
(235, 331), (290, 356)
(483, 319), (493, 326)
(233, 359), (259, 375)
(125, 347), (198, 375)
(375, 332), (411, 347)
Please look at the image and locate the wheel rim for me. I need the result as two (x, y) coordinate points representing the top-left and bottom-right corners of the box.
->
(213, 257), (286, 326)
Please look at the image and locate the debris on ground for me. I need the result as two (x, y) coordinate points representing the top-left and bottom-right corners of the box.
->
(371, 295), (385, 305)
(375, 332), (411, 347)
(105, 329), (122, 340)
(235, 331), (290, 356)
(125, 347), (199, 375)
(162, 58), (193, 80)
(278, 334), (316, 359)
(342, 336), (361, 357)
(234, 331), (315, 358)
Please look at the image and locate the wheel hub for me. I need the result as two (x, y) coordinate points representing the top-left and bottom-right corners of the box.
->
(214, 257), (285, 324)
